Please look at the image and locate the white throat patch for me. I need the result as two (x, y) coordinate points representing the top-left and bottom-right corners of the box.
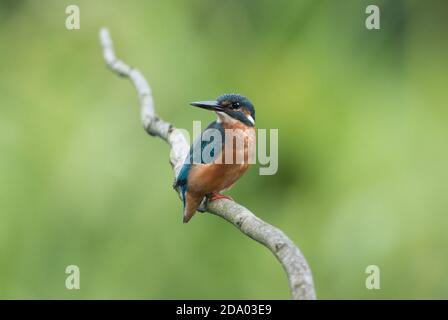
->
(216, 112), (237, 124)
(246, 115), (255, 126)
(216, 111), (255, 126)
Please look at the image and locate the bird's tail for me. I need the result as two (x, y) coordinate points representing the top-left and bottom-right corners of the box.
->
(183, 192), (203, 223)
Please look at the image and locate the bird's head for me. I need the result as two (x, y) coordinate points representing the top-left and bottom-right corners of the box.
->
(190, 93), (255, 127)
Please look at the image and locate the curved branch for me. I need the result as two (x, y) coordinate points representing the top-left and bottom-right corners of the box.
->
(99, 28), (316, 300)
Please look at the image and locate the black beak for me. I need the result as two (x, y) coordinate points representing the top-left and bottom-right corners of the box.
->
(190, 100), (224, 112)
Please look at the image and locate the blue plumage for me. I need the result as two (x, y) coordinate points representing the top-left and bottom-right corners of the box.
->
(175, 121), (225, 209)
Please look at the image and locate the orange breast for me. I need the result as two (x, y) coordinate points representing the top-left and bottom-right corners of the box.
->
(187, 124), (255, 197)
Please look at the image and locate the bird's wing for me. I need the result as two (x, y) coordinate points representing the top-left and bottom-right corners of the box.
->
(174, 121), (225, 204)
(189, 120), (225, 165)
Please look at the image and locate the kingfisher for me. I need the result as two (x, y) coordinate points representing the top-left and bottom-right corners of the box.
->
(175, 93), (256, 223)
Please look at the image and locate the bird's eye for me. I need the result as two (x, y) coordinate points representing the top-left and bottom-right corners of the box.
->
(231, 102), (240, 109)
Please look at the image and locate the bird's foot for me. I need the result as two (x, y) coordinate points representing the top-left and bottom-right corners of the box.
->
(197, 197), (208, 213)
(208, 192), (234, 202)
(198, 193), (234, 213)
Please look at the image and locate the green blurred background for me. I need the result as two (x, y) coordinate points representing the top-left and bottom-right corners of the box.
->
(0, 0), (447, 299)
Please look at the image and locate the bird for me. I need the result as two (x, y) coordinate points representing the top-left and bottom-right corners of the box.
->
(174, 93), (256, 223)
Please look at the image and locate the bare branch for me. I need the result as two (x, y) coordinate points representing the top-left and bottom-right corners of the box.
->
(99, 28), (316, 300)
